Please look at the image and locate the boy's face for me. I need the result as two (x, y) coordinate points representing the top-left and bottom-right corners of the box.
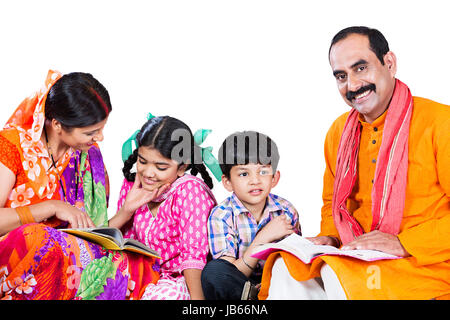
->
(222, 163), (280, 209)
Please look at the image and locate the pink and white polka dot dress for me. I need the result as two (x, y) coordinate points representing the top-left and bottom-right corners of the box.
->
(117, 174), (216, 300)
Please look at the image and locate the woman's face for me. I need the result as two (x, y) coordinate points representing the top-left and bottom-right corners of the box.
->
(136, 146), (187, 192)
(59, 117), (108, 152)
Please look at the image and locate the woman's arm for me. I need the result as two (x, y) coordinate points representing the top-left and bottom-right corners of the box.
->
(0, 163), (59, 235)
(0, 162), (95, 236)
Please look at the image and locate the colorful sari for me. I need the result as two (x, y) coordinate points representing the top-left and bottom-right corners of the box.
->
(0, 70), (159, 300)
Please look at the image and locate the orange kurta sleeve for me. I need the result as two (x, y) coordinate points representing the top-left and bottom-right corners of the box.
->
(397, 98), (450, 266)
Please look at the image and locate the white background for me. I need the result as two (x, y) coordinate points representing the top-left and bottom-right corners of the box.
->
(1, 0), (449, 236)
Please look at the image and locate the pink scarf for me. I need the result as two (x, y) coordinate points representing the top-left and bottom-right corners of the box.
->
(332, 79), (413, 245)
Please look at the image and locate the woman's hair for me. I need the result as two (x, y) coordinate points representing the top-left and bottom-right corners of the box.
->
(122, 116), (214, 189)
(45, 72), (112, 130)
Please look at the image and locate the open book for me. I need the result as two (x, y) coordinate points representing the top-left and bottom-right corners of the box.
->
(251, 233), (400, 263)
(61, 227), (161, 259)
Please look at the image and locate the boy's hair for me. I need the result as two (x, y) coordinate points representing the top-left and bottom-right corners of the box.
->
(218, 131), (280, 178)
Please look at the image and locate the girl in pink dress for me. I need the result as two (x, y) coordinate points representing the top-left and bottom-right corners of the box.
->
(109, 115), (217, 300)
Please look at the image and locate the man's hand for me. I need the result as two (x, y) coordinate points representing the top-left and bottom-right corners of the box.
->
(341, 230), (410, 257)
(306, 236), (340, 247)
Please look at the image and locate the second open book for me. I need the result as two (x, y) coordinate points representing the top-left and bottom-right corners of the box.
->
(61, 227), (161, 259)
(251, 233), (401, 263)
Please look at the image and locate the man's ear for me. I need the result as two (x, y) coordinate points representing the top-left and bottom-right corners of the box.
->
(384, 51), (397, 77)
(271, 170), (281, 188)
(221, 175), (234, 192)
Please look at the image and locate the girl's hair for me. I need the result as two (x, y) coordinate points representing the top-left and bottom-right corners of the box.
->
(45, 72), (112, 131)
(122, 116), (214, 189)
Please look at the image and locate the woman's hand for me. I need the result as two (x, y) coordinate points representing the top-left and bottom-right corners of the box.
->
(52, 200), (95, 229)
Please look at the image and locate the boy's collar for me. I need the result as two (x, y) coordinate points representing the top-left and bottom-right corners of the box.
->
(230, 193), (250, 215)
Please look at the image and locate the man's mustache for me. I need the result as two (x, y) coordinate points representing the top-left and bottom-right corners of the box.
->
(346, 84), (376, 101)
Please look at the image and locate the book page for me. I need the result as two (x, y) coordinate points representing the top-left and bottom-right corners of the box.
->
(251, 233), (338, 263)
(88, 227), (124, 245)
(123, 238), (161, 259)
(61, 228), (161, 258)
(251, 233), (400, 263)
(61, 228), (121, 250)
(322, 248), (399, 261)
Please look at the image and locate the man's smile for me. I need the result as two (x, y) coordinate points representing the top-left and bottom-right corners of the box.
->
(347, 83), (376, 103)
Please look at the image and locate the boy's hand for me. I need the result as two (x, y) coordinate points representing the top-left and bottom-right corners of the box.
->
(254, 215), (294, 244)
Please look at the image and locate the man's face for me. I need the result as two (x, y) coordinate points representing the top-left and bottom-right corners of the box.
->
(329, 33), (396, 123)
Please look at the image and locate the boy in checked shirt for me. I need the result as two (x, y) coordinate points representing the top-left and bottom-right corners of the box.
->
(201, 131), (301, 300)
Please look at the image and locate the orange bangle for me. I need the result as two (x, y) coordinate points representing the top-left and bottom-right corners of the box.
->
(15, 206), (35, 225)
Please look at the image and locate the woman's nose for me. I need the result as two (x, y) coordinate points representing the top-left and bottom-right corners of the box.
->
(93, 131), (104, 142)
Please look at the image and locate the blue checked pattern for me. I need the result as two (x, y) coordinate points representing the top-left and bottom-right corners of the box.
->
(207, 192), (301, 275)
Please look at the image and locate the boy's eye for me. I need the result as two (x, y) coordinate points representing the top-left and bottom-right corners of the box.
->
(260, 170), (269, 175)
(238, 172), (248, 177)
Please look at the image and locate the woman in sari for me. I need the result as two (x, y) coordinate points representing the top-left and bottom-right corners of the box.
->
(0, 70), (158, 300)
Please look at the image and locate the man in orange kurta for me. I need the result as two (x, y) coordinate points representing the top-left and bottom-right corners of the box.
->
(259, 26), (450, 300)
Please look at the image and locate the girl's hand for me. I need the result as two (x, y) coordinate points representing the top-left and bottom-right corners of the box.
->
(109, 175), (171, 229)
(121, 175), (170, 217)
(52, 200), (95, 229)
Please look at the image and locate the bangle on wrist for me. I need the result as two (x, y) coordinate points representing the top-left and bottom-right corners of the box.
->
(242, 255), (255, 271)
(15, 206), (35, 225)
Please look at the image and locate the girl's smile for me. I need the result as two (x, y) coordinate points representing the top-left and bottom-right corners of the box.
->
(137, 146), (186, 192)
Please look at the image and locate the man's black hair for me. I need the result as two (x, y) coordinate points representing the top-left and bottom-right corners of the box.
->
(329, 26), (390, 65)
